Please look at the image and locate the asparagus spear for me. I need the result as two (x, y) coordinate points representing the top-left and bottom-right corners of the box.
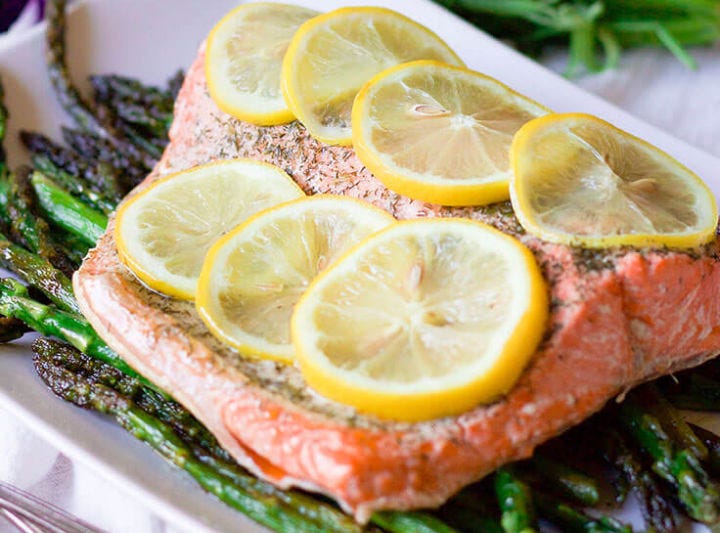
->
(45, 0), (156, 170)
(0, 233), (78, 313)
(436, 487), (503, 533)
(60, 127), (146, 192)
(32, 352), (329, 533)
(51, 227), (90, 266)
(617, 393), (720, 524)
(1, 166), (74, 276)
(638, 383), (708, 460)
(89, 74), (174, 110)
(21, 130), (121, 210)
(31, 153), (116, 215)
(30, 171), (107, 246)
(528, 455), (600, 506)
(371, 511), (459, 533)
(602, 429), (677, 533)
(33, 341), (456, 533)
(534, 492), (632, 533)
(0, 278), (147, 384)
(166, 69), (185, 101)
(689, 424), (720, 478)
(494, 467), (536, 533)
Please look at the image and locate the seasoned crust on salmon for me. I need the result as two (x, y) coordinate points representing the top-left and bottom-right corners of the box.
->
(74, 47), (720, 522)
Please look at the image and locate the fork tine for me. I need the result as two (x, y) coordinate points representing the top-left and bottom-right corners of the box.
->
(0, 481), (105, 533)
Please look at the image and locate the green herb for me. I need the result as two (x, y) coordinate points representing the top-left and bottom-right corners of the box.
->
(434, 0), (720, 75)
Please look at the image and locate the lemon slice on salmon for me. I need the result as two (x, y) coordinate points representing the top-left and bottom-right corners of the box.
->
(510, 113), (718, 248)
(352, 60), (549, 206)
(205, 3), (319, 125)
(196, 195), (394, 364)
(115, 160), (304, 300)
(281, 7), (463, 145)
(292, 219), (548, 422)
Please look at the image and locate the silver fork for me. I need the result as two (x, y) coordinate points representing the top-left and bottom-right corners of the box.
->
(0, 480), (106, 533)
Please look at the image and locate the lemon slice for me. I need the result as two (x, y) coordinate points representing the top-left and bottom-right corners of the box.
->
(281, 7), (463, 145)
(205, 3), (319, 125)
(115, 160), (304, 300)
(292, 219), (548, 422)
(196, 195), (394, 363)
(353, 60), (549, 206)
(510, 113), (718, 248)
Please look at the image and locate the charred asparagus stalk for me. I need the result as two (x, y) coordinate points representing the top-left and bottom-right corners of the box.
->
(1, 167), (74, 275)
(602, 429), (677, 532)
(0, 233), (78, 313)
(30, 171), (107, 246)
(528, 454), (600, 506)
(534, 492), (632, 533)
(617, 391), (720, 524)
(21, 130), (121, 211)
(32, 351), (330, 533)
(46, 0), (156, 170)
(33, 338), (455, 533)
(61, 127), (146, 191)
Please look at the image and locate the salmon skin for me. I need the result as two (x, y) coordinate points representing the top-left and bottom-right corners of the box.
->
(74, 47), (720, 522)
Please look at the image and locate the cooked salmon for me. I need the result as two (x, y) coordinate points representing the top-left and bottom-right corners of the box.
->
(74, 47), (720, 522)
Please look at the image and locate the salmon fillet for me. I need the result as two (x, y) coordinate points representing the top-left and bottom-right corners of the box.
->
(74, 47), (720, 522)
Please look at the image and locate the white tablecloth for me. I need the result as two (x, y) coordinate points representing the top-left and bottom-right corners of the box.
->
(1, 10), (719, 532)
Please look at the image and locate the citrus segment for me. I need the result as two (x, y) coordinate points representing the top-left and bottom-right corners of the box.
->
(115, 160), (304, 300)
(292, 219), (548, 422)
(196, 195), (395, 364)
(281, 7), (463, 145)
(206, 3), (319, 125)
(353, 60), (549, 206)
(510, 113), (718, 248)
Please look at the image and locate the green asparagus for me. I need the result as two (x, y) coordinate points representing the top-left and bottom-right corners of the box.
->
(0, 278), (147, 384)
(30, 171), (107, 246)
(534, 492), (632, 533)
(494, 467), (536, 533)
(46, 0), (156, 170)
(31, 153), (116, 215)
(32, 352), (328, 533)
(21, 130), (121, 210)
(602, 429), (677, 532)
(689, 423), (720, 478)
(3, 166), (74, 276)
(0, 233), (78, 313)
(529, 454), (600, 506)
(638, 383), (708, 460)
(617, 393), (720, 524)
(371, 511), (460, 533)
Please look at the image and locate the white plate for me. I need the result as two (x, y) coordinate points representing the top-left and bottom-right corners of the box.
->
(1, 1), (718, 532)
